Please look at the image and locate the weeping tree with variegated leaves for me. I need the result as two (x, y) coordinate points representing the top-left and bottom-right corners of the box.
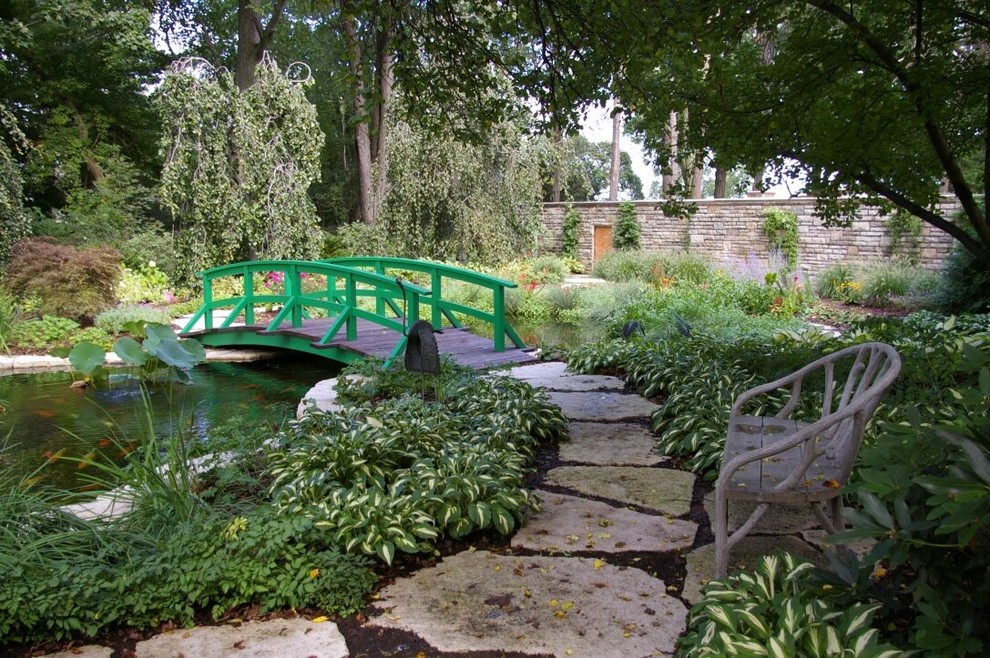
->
(158, 54), (324, 283)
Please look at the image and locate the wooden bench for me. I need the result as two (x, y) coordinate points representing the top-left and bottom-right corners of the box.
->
(713, 342), (901, 578)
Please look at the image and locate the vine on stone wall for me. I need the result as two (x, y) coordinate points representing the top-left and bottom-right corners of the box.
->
(761, 208), (799, 271)
(614, 201), (641, 250)
(561, 203), (581, 258)
(158, 55), (324, 283)
(884, 210), (923, 264)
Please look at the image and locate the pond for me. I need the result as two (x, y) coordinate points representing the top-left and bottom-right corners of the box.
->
(0, 355), (341, 490)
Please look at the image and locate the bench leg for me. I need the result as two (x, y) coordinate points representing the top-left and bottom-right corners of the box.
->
(714, 493), (730, 579)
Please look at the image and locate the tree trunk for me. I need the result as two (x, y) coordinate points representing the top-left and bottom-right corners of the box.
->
(662, 111), (679, 194)
(235, 1), (263, 90)
(609, 106), (621, 201)
(343, 10), (375, 225)
(370, 36), (394, 223)
(714, 167), (727, 198)
(551, 125), (562, 202)
(690, 163), (703, 199)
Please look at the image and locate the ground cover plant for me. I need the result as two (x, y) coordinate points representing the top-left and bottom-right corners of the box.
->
(269, 357), (568, 564)
(0, 349), (567, 650)
(568, 308), (990, 656)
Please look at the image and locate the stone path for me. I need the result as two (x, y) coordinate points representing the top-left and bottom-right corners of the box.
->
(44, 360), (830, 658)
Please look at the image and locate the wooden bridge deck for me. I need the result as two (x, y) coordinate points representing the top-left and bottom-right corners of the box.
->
(184, 317), (538, 369)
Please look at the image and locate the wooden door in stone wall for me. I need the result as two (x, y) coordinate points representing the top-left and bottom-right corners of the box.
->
(593, 225), (613, 263)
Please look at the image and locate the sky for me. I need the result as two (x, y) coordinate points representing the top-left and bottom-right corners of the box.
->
(579, 104), (798, 199)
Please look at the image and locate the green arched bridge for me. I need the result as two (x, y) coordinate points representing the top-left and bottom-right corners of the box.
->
(179, 257), (537, 368)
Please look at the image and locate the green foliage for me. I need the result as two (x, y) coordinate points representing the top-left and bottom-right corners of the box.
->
(267, 360), (567, 564)
(761, 208), (799, 273)
(95, 305), (172, 336)
(816, 260), (938, 309)
(561, 202), (582, 259)
(159, 55), (324, 283)
(115, 229), (179, 281)
(116, 262), (171, 305)
(68, 322), (206, 386)
(821, 324), (990, 656)
(613, 201), (641, 251)
(0, 105), (30, 268)
(3, 237), (122, 322)
(367, 94), (545, 266)
(932, 245), (990, 313)
(593, 249), (658, 282)
(544, 134), (644, 201)
(0, 286), (19, 353)
(678, 552), (906, 658)
(816, 263), (862, 304)
(0, 447), (375, 644)
(8, 316), (80, 350)
(884, 211), (924, 264)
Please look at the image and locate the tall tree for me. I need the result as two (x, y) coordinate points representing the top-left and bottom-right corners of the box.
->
(510, 1), (990, 266)
(0, 0), (162, 220)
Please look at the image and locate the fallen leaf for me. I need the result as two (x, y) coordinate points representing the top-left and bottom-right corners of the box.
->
(593, 559), (605, 570)
(311, 616), (329, 623)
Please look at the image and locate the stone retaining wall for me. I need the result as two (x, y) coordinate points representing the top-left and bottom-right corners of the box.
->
(541, 197), (960, 279)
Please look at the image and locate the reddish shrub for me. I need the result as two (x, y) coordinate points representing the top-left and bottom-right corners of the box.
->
(5, 237), (121, 322)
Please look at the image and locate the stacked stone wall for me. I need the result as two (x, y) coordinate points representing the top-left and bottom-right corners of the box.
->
(541, 197), (959, 279)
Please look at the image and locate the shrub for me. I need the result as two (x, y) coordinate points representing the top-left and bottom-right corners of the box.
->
(658, 251), (712, 286)
(527, 255), (568, 284)
(593, 249), (656, 282)
(115, 228), (178, 280)
(8, 315), (80, 350)
(0, 286), (18, 353)
(116, 262), (171, 305)
(613, 201), (641, 250)
(931, 245), (990, 313)
(95, 305), (172, 335)
(4, 237), (121, 322)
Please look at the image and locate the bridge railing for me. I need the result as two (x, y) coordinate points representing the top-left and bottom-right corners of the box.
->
(324, 257), (526, 352)
(180, 260), (428, 360)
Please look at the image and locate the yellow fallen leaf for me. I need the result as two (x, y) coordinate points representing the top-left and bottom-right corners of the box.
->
(554, 610), (567, 619)
(593, 559), (606, 570)
(312, 616), (329, 623)
(561, 601), (574, 611)
(549, 598), (559, 608)
(565, 650), (573, 656)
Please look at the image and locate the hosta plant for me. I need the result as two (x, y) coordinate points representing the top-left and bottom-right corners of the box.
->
(677, 552), (909, 658)
(266, 361), (566, 564)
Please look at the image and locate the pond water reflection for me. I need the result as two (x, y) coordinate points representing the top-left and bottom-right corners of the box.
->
(0, 356), (341, 489)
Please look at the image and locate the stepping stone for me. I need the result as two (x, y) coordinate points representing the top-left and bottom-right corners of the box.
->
(702, 492), (822, 534)
(42, 647), (112, 658)
(508, 361), (626, 392)
(559, 422), (667, 466)
(681, 536), (825, 605)
(548, 391), (659, 422)
(513, 490), (696, 553)
(297, 374), (369, 418)
(135, 618), (349, 658)
(368, 550), (687, 657)
(546, 466), (695, 517)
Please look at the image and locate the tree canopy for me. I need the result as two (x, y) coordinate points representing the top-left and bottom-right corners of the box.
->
(512, 1), (990, 264)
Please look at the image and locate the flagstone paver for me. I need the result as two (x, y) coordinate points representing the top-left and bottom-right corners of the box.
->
(508, 361), (627, 392)
(513, 490), (697, 554)
(368, 550), (687, 657)
(134, 618), (349, 658)
(559, 421), (668, 466)
(546, 466), (695, 517)
(548, 391), (659, 421)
